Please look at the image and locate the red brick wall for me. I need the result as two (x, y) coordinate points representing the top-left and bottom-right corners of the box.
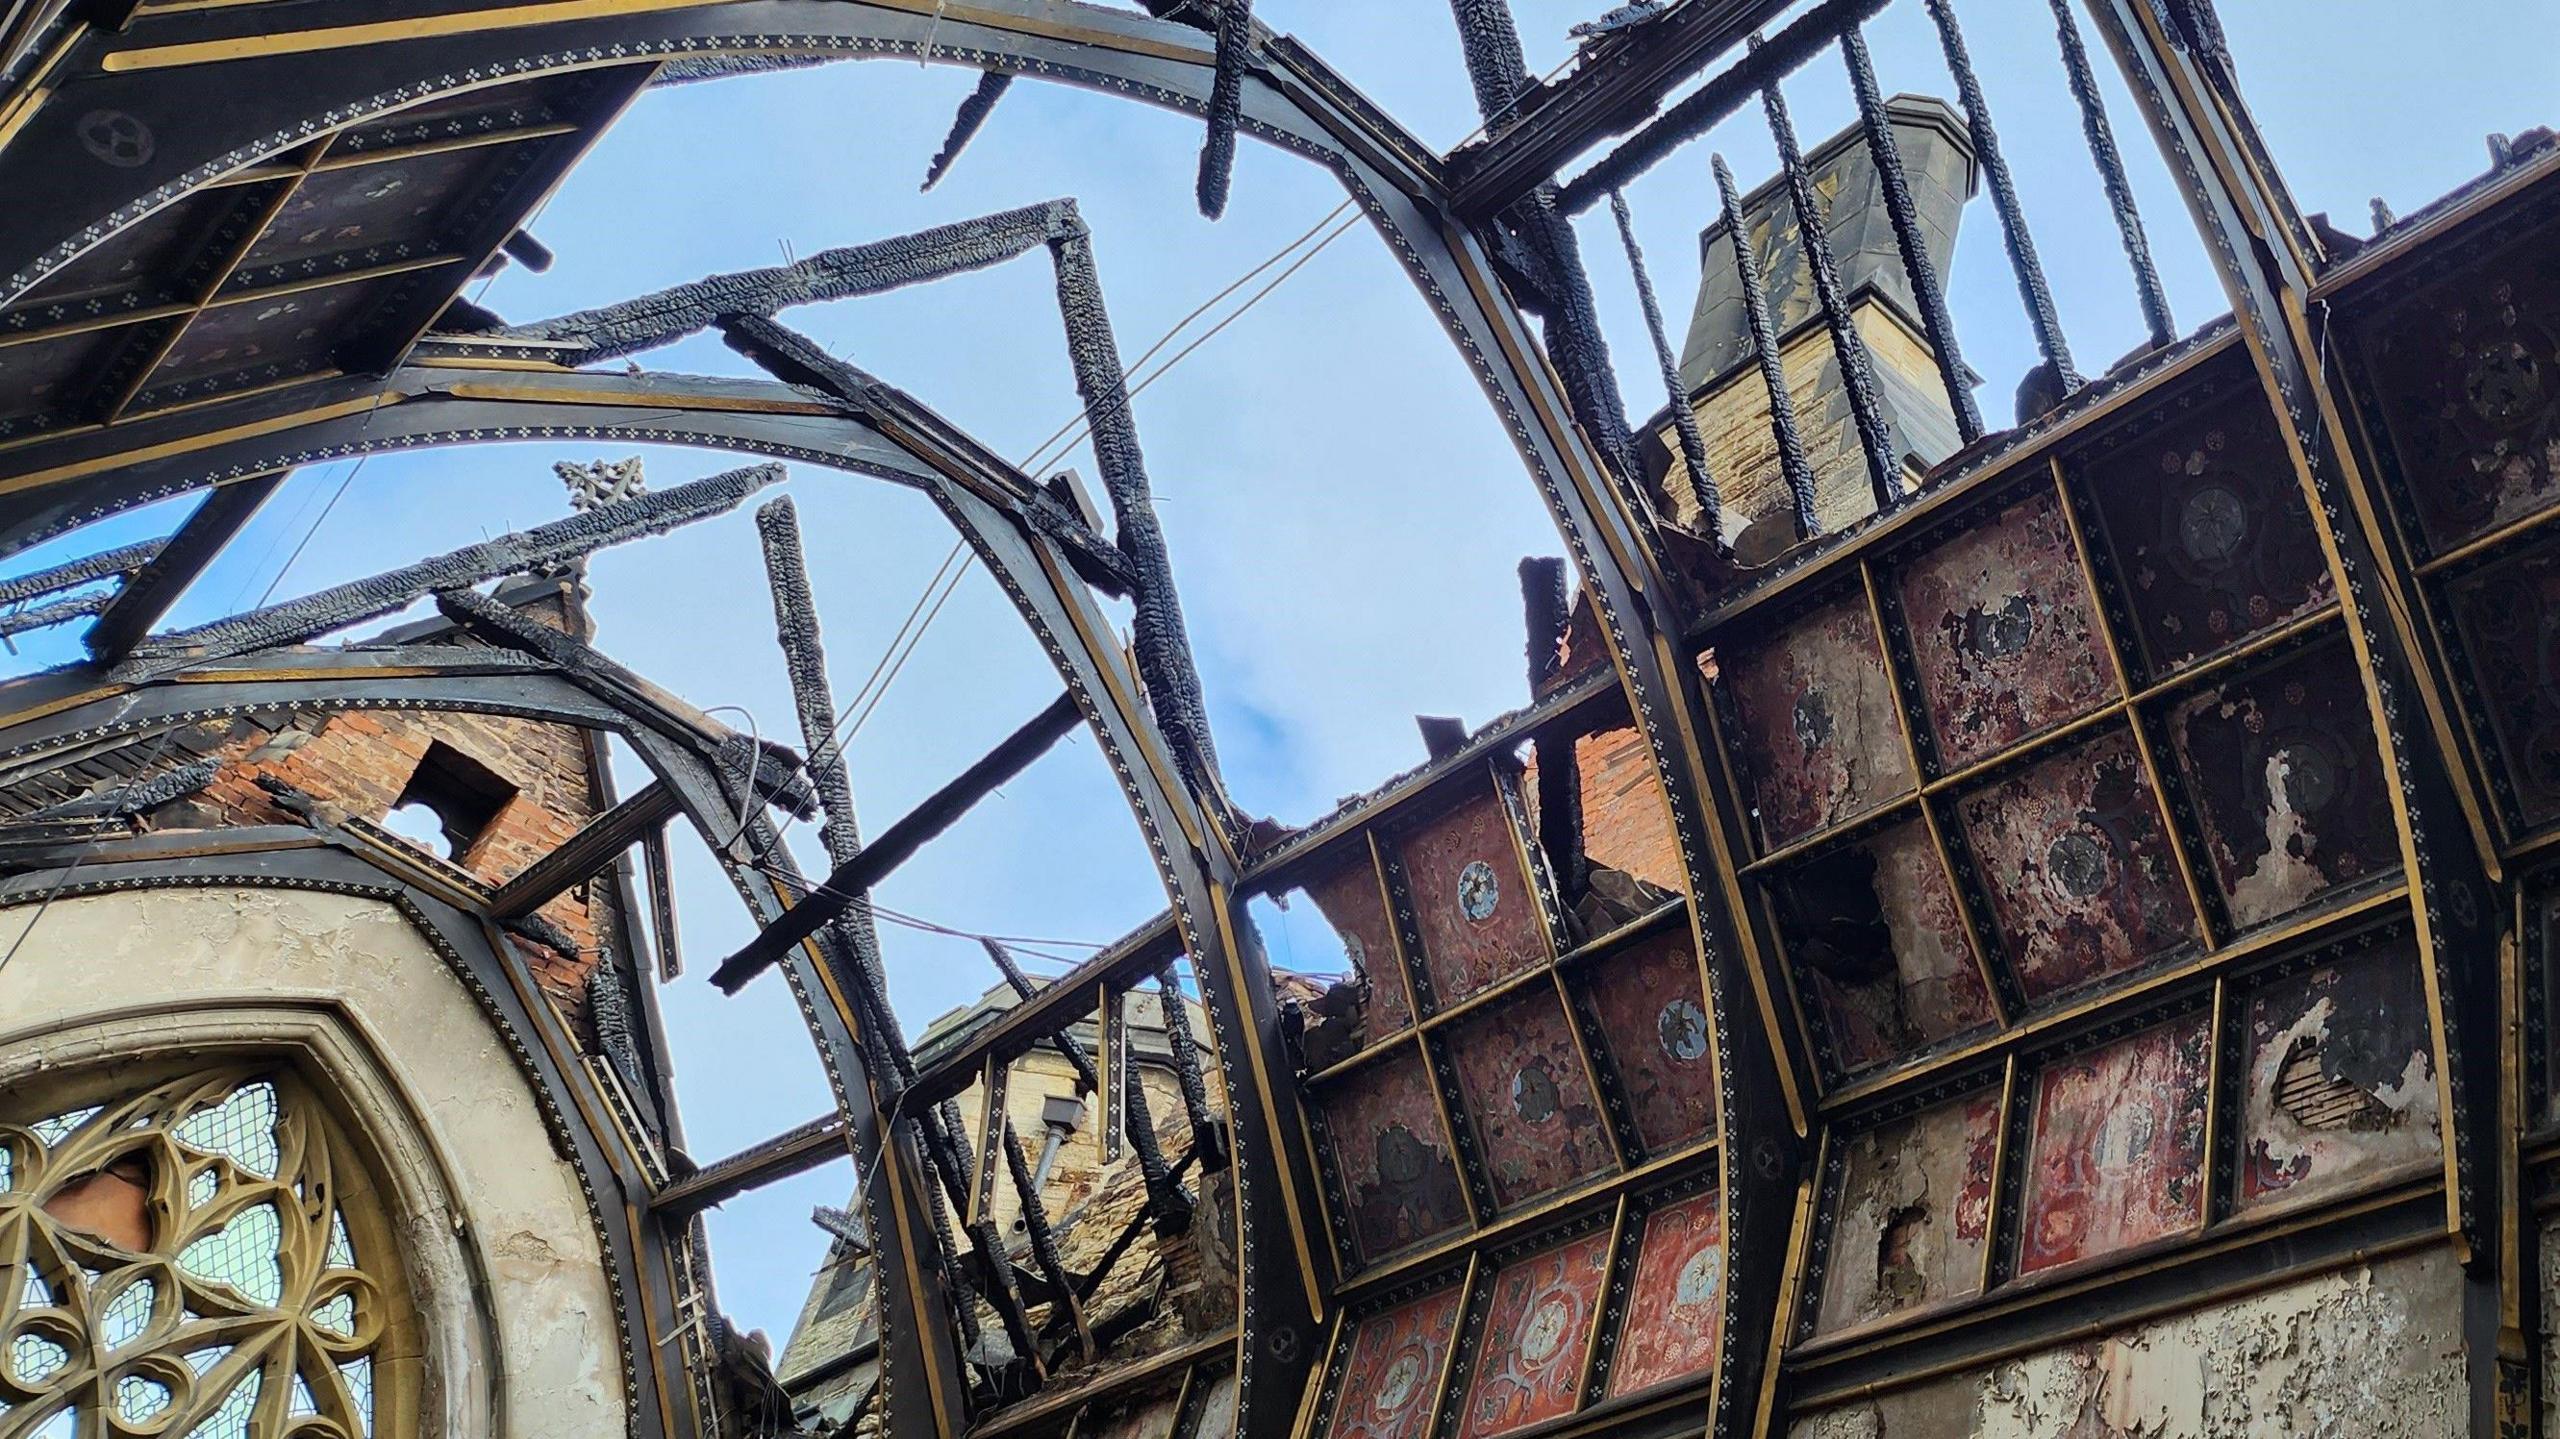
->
(1572, 727), (1680, 892)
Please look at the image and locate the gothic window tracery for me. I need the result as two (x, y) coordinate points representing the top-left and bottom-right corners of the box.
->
(0, 1067), (409, 1439)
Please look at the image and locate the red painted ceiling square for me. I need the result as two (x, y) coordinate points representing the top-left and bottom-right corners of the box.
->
(1444, 992), (1613, 1210)
(1816, 1090), (1998, 1335)
(1772, 817), (1996, 1076)
(1719, 591), (1915, 849)
(1956, 727), (2197, 1005)
(2237, 940), (2439, 1217)
(1894, 490), (2114, 769)
(2017, 1013), (2210, 1276)
(1306, 854), (1415, 1035)
(1324, 1286), (1464, 1439)
(1394, 783), (1551, 1008)
(1606, 1190), (1723, 1399)
(2443, 541), (2560, 829)
(2073, 389), (2332, 679)
(1315, 1049), (1469, 1266)
(1571, 930), (1718, 1154)
(1082, 1386), (1183, 1439)
(2163, 639), (2397, 930)
(1456, 1228), (1612, 1439)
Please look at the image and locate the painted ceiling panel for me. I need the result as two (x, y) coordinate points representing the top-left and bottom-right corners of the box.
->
(1081, 1385), (1183, 1439)
(236, 148), (495, 276)
(1956, 727), (2197, 1005)
(2235, 937), (2439, 1217)
(2441, 538), (2560, 830)
(2016, 1013), (2210, 1276)
(1313, 1050), (1468, 1267)
(1455, 1228), (1612, 1439)
(2162, 639), (2396, 930)
(1322, 1286), (1464, 1439)
(2073, 387), (2333, 680)
(1393, 782), (1551, 1009)
(1892, 489), (2113, 770)
(1305, 854), (1414, 1036)
(6, 187), (242, 313)
(1718, 590), (1914, 849)
(1443, 991), (1612, 1211)
(1605, 1189), (1723, 1399)
(1570, 930), (1718, 1154)
(1772, 816), (1995, 1077)
(1814, 1089), (1998, 1336)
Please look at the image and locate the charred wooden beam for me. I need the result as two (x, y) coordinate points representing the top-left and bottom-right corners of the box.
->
(652, 1111), (849, 1216)
(1195, 0), (1252, 218)
(980, 939), (1102, 1098)
(1002, 1117), (1093, 1360)
(1839, 25), (1984, 444)
(923, 72), (1013, 191)
(0, 589), (116, 640)
(710, 688), (1085, 994)
(475, 200), (1080, 362)
(1757, 40), (1901, 514)
(0, 537), (163, 607)
(1519, 556), (1568, 691)
(1550, 0), (1887, 216)
(1609, 189), (1723, 539)
(116, 463), (779, 680)
(2045, 0), (2174, 350)
(1155, 967), (1227, 1170)
(487, 781), (682, 921)
(1446, 0), (1795, 217)
(644, 824), (682, 982)
(1714, 151), (1820, 538)
(1924, 0), (2079, 392)
(27, 758), (214, 820)
(84, 475), (283, 663)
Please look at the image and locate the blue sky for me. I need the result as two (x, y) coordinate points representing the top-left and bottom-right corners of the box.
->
(3, 0), (2553, 1346)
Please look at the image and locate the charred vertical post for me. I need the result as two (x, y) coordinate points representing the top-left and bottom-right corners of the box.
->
(1924, 0), (2080, 393)
(2045, 0), (2174, 349)
(1714, 152), (1822, 539)
(1755, 59), (1903, 514)
(1047, 219), (1227, 815)
(1001, 1118), (1094, 1358)
(1156, 966), (1227, 1169)
(1609, 190), (1724, 541)
(1839, 24), (1985, 443)
(1196, 0), (1252, 218)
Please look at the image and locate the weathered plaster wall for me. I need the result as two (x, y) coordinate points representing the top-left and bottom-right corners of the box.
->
(1790, 1247), (2463, 1438)
(0, 884), (629, 1436)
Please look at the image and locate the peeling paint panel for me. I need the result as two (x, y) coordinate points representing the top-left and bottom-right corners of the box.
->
(2074, 389), (2333, 678)
(1815, 1091), (1998, 1335)
(1571, 930), (1719, 1153)
(1774, 817), (1996, 1075)
(1322, 1286), (1465, 1439)
(1444, 991), (1614, 1210)
(2236, 940), (2439, 1216)
(2017, 1014), (2210, 1276)
(1082, 1384), (1184, 1439)
(1315, 1049), (1468, 1265)
(1394, 784), (1551, 1008)
(1721, 592), (1916, 848)
(1957, 727), (2197, 1004)
(2165, 640), (2397, 930)
(1893, 490), (2115, 770)
(1456, 1228), (1613, 1439)
(2442, 539), (2560, 828)
(1305, 855), (1416, 1036)
(2351, 245), (2560, 555)
(1607, 1189), (1724, 1398)
(1790, 1245), (2464, 1437)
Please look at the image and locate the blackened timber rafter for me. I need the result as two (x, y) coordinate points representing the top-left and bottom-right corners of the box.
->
(1445, 0), (1789, 218)
(0, 534), (160, 607)
(652, 1111), (848, 1218)
(486, 777), (679, 919)
(82, 470), (282, 661)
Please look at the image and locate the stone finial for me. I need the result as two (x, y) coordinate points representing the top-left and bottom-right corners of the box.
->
(555, 456), (648, 511)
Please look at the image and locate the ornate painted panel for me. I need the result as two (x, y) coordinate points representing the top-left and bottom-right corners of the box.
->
(1814, 1090), (1999, 1335)
(2162, 639), (2396, 929)
(1605, 1189), (1723, 1398)
(1570, 930), (1718, 1154)
(1185, 1367), (1238, 1439)
(1393, 782), (1553, 1009)
(1455, 1229), (1613, 1439)
(238, 145), (494, 273)
(2234, 939), (2440, 1217)
(1313, 1050), (1469, 1265)
(1083, 1384), (1184, 1439)
(1306, 853), (1415, 1036)
(1322, 1286), (1465, 1439)
(2015, 1014), (2211, 1276)
(2073, 387), (2332, 679)
(2349, 234), (2560, 556)
(1956, 727), (2197, 1004)
(2441, 539), (2560, 829)
(1443, 992), (1613, 1211)
(1773, 818), (1996, 1076)
(1718, 591), (1915, 848)
(1892, 490), (2114, 770)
